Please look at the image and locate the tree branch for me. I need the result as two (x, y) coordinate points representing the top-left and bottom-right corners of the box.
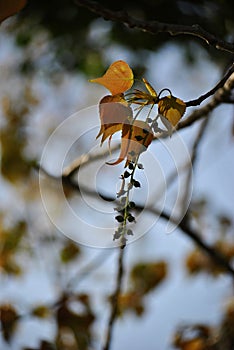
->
(38, 165), (234, 278)
(62, 144), (120, 177)
(103, 247), (125, 350)
(144, 207), (234, 278)
(74, 0), (234, 53)
(178, 70), (234, 129)
(180, 117), (209, 216)
(185, 62), (234, 107)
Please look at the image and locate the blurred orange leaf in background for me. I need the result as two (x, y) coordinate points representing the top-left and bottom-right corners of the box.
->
(0, 0), (27, 23)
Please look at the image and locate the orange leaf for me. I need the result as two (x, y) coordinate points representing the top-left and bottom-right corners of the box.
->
(158, 95), (186, 126)
(90, 60), (134, 95)
(107, 120), (153, 166)
(97, 94), (133, 145)
(0, 0), (27, 23)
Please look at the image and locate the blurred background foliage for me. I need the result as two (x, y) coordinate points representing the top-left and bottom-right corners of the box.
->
(0, 0), (234, 349)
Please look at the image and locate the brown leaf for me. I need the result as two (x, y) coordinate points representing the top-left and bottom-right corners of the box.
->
(0, 304), (18, 342)
(117, 291), (144, 316)
(97, 94), (133, 145)
(107, 120), (153, 166)
(130, 261), (167, 294)
(32, 305), (50, 319)
(60, 241), (80, 263)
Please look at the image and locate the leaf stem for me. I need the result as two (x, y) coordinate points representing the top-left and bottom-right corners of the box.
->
(116, 154), (140, 247)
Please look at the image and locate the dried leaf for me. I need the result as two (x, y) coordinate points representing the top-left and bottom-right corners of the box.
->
(97, 94), (133, 145)
(90, 60), (134, 95)
(118, 291), (144, 316)
(107, 120), (153, 166)
(60, 241), (80, 263)
(173, 325), (211, 350)
(158, 95), (186, 126)
(32, 305), (50, 318)
(0, 0), (27, 23)
(56, 294), (94, 348)
(0, 304), (18, 342)
(0, 221), (26, 275)
(131, 261), (167, 294)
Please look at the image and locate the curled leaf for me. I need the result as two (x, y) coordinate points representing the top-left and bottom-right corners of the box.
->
(90, 60), (134, 95)
(97, 94), (133, 145)
(128, 78), (158, 105)
(107, 120), (153, 166)
(143, 78), (158, 98)
(158, 95), (186, 126)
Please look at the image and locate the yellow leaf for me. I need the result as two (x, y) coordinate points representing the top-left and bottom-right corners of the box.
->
(0, 0), (27, 23)
(107, 120), (153, 166)
(90, 60), (134, 95)
(158, 95), (186, 126)
(142, 78), (158, 99)
(128, 78), (158, 105)
(97, 94), (133, 145)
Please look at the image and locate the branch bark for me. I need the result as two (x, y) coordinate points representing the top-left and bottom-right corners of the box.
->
(103, 248), (125, 350)
(74, 0), (234, 53)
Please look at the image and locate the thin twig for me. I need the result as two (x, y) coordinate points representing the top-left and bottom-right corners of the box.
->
(179, 216), (234, 277)
(180, 117), (209, 215)
(185, 62), (234, 107)
(103, 247), (125, 350)
(63, 144), (120, 177)
(74, 0), (234, 53)
(144, 207), (234, 278)
(190, 118), (210, 165)
(151, 159), (192, 205)
(67, 250), (113, 291)
(37, 165), (234, 278)
(178, 71), (234, 129)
